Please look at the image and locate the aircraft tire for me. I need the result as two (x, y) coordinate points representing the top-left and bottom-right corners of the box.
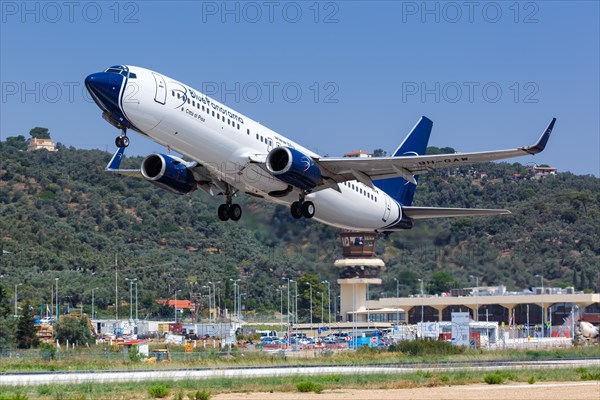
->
(229, 204), (242, 221)
(290, 202), (303, 219)
(115, 136), (130, 148)
(218, 204), (230, 221)
(301, 201), (315, 219)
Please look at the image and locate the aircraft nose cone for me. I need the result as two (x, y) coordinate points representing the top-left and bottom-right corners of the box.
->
(85, 72), (123, 113)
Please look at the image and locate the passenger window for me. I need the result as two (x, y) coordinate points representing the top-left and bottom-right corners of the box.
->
(212, 111), (215, 117)
(237, 124), (240, 130)
(177, 93), (180, 99)
(192, 100), (195, 107)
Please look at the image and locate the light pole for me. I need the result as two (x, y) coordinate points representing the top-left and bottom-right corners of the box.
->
(277, 287), (283, 336)
(535, 274), (544, 337)
(293, 280), (298, 338)
(211, 281), (220, 321)
(207, 282), (213, 323)
(418, 278), (424, 324)
(394, 277), (399, 324)
(125, 278), (136, 321)
(319, 292), (324, 324)
(55, 278), (59, 320)
(174, 289), (181, 323)
(306, 282), (313, 337)
(14, 283), (22, 318)
(135, 281), (138, 321)
(282, 278), (290, 328)
(91, 287), (99, 320)
(321, 280), (331, 324)
(469, 275), (479, 322)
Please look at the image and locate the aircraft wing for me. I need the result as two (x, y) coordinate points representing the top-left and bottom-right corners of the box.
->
(402, 206), (511, 219)
(315, 118), (556, 186)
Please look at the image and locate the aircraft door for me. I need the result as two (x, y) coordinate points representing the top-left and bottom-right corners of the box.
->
(382, 195), (391, 222)
(152, 73), (167, 105)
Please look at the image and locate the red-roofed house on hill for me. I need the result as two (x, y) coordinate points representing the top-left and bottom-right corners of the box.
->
(344, 149), (372, 158)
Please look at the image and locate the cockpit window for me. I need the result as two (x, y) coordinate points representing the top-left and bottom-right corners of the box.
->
(104, 66), (136, 79)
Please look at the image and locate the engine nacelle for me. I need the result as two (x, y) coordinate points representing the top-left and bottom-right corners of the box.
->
(141, 153), (196, 195)
(266, 147), (322, 191)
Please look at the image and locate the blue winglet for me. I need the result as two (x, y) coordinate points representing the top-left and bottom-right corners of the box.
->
(106, 147), (126, 171)
(526, 118), (556, 155)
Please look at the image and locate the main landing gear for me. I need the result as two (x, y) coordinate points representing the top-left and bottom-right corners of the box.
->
(115, 129), (129, 148)
(218, 185), (242, 222)
(290, 198), (315, 219)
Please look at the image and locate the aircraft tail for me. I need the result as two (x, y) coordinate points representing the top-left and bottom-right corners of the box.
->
(373, 116), (433, 206)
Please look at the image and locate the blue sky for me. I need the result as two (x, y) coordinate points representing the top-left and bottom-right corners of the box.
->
(1, 1), (598, 176)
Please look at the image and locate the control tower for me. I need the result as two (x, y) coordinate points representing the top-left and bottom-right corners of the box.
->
(335, 231), (384, 322)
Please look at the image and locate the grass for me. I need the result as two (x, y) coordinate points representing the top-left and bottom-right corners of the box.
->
(1, 344), (598, 373)
(0, 367), (598, 400)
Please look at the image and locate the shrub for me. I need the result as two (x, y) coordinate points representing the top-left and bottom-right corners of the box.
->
(148, 384), (170, 398)
(388, 339), (465, 356)
(527, 376), (536, 384)
(440, 375), (450, 383)
(39, 342), (56, 361)
(191, 390), (212, 400)
(581, 371), (600, 380)
(296, 381), (324, 393)
(483, 373), (504, 385)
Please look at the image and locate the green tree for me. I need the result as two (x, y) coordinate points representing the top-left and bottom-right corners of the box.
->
(4, 135), (28, 150)
(16, 302), (39, 349)
(429, 271), (457, 294)
(53, 315), (94, 346)
(29, 127), (51, 139)
(0, 284), (15, 350)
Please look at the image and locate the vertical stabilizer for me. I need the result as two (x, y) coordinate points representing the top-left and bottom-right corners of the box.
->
(373, 116), (433, 205)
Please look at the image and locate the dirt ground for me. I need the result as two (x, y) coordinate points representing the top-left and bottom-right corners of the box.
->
(213, 382), (599, 400)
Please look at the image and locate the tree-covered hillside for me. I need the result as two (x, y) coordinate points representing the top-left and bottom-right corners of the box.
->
(1, 136), (598, 321)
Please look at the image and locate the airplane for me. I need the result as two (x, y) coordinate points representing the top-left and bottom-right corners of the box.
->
(85, 65), (556, 232)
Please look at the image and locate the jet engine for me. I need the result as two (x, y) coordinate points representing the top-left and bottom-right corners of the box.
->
(141, 153), (196, 195)
(266, 147), (322, 191)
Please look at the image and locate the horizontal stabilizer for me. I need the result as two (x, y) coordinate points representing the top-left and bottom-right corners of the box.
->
(105, 147), (140, 176)
(402, 206), (511, 220)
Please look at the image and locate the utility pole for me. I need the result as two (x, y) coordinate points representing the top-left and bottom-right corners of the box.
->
(55, 277), (59, 321)
(470, 275), (479, 322)
(135, 281), (138, 321)
(91, 287), (98, 320)
(125, 278), (136, 321)
(394, 277), (400, 324)
(536, 274), (544, 337)
(322, 280), (331, 324)
(115, 254), (118, 321)
(283, 278), (291, 328)
(418, 278), (424, 324)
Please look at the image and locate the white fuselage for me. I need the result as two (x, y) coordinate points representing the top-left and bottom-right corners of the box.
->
(120, 66), (401, 231)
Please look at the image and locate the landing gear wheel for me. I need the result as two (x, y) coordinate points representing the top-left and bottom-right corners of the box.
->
(217, 204), (230, 221)
(115, 135), (130, 148)
(302, 201), (315, 219)
(290, 202), (303, 219)
(229, 204), (242, 221)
